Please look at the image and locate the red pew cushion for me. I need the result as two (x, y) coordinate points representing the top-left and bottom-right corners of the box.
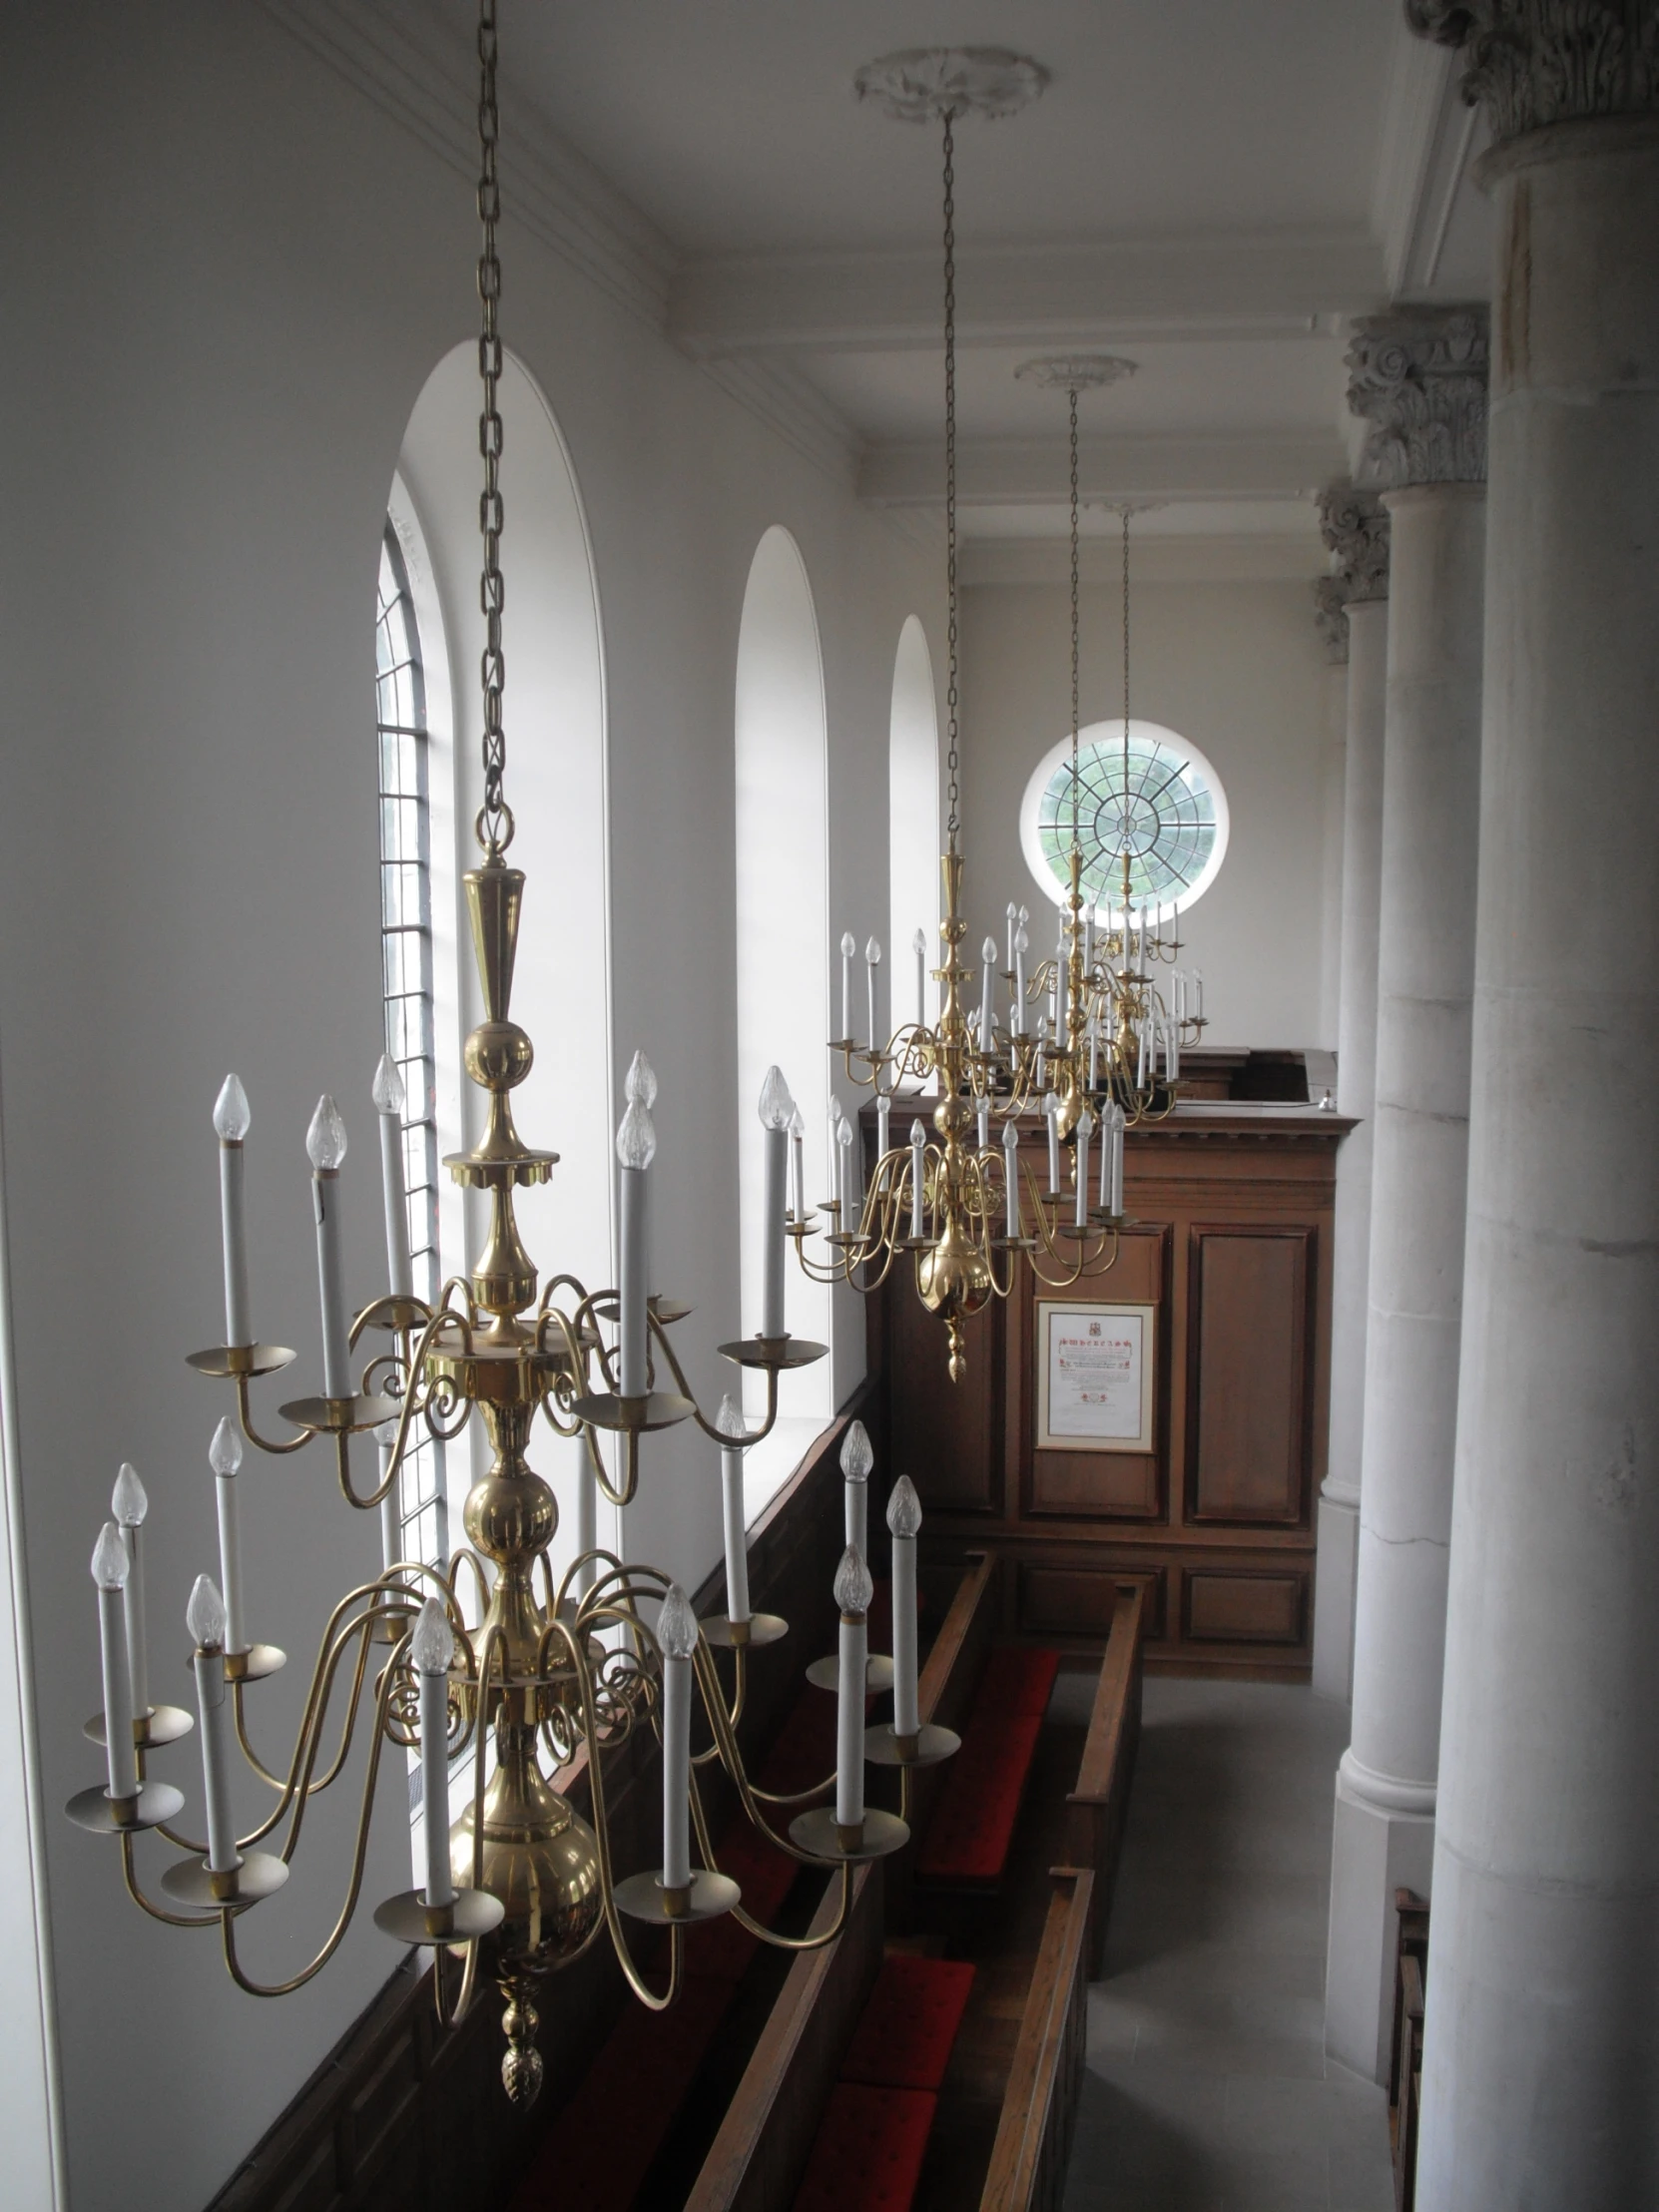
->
(685, 1817), (801, 1981)
(839, 1955), (976, 2092)
(975, 1643), (1060, 1718)
(915, 1714), (1044, 1886)
(509, 1972), (732, 2212)
(791, 2083), (938, 2212)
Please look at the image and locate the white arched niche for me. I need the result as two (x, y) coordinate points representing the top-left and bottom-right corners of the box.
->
(888, 617), (942, 1023)
(735, 527), (831, 1503)
(395, 344), (612, 1592)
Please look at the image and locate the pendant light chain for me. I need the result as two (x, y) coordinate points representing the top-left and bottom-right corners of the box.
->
(942, 110), (960, 848)
(1122, 504), (1132, 865)
(476, 0), (512, 855)
(1069, 383), (1080, 851)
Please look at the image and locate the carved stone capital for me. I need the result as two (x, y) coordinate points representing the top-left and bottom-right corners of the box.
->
(1313, 575), (1351, 663)
(1407, 0), (1659, 148)
(1346, 308), (1490, 489)
(1318, 481), (1391, 607)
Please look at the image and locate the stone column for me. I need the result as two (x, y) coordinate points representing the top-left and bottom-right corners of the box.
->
(1325, 307), (1488, 2081)
(1401, 9), (1659, 2202)
(1311, 488), (1390, 1703)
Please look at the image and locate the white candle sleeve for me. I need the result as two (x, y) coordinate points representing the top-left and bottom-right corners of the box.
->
(1003, 1123), (1020, 1240)
(977, 1096), (990, 1152)
(909, 1121), (927, 1238)
(1075, 1112), (1093, 1228)
(1045, 1100), (1061, 1193)
(865, 938), (880, 1054)
(979, 944), (995, 1051)
(875, 1092), (890, 1164)
(1013, 940), (1027, 1032)
(913, 929), (926, 1027)
(657, 1584), (698, 1890)
(1112, 1110), (1125, 1218)
(312, 1173), (352, 1399)
(790, 1113), (806, 1218)
(838, 932), (854, 1042)
(195, 1646), (239, 1872)
(377, 1424), (400, 1576)
(762, 1125), (787, 1337)
(836, 1609), (866, 1829)
(618, 1163), (647, 1394)
(376, 1112), (413, 1299)
(96, 1573), (139, 1801)
(1100, 1104), (1112, 1208)
(219, 1143), (251, 1349)
(419, 1667), (453, 1908)
(840, 1420), (872, 1557)
(720, 1448), (750, 1625)
(123, 1527), (148, 1719)
(887, 1477), (922, 1740)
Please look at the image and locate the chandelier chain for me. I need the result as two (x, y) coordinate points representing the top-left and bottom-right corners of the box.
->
(476, 0), (511, 854)
(1069, 384), (1080, 852)
(942, 111), (959, 847)
(1122, 505), (1132, 860)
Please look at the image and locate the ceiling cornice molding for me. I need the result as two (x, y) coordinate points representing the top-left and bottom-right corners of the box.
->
(860, 431), (1349, 508)
(959, 534), (1327, 587)
(257, 0), (673, 326)
(1372, 19), (1486, 296)
(697, 355), (862, 487)
(670, 232), (1386, 359)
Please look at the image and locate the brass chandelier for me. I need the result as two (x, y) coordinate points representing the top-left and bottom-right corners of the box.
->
(786, 62), (1205, 1384)
(65, 1), (959, 2107)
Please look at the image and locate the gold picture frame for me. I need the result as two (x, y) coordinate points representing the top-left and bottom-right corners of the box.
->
(1035, 1300), (1157, 1454)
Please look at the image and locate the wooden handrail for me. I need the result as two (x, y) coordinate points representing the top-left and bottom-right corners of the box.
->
(916, 1549), (998, 1736)
(1064, 1582), (1146, 1973)
(976, 1868), (1095, 2212)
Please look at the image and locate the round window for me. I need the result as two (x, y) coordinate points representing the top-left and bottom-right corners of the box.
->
(1020, 718), (1229, 919)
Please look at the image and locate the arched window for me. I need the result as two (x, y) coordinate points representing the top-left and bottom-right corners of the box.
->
(394, 345), (611, 1588)
(735, 528), (830, 1482)
(374, 523), (449, 1567)
(1020, 718), (1230, 918)
(887, 617), (941, 1018)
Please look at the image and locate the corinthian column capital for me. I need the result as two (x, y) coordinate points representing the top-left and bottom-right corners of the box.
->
(1318, 481), (1392, 607)
(1406, 0), (1659, 147)
(1346, 307), (1490, 489)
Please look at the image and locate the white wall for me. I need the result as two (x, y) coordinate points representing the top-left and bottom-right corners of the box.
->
(0, 6), (937, 2205)
(960, 575), (1338, 1050)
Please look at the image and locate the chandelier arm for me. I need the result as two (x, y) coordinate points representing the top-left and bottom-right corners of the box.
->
(218, 1641), (407, 1999)
(232, 1372), (312, 1456)
(548, 1610), (682, 2010)
(430, 1926), (484, 2030)
(687, 1759), (852, 1952)
(446, 1545), (492, 1631)
(118, 1832), (220, 1928)
(230, 1613), (378, 1797)
(277, 1607), (415, 1867)
(645, 1316), (782, 1449)
(688, 1639), (844, 1870)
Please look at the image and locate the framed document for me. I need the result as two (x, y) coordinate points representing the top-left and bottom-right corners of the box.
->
(1036, 1301), (1156, 1453)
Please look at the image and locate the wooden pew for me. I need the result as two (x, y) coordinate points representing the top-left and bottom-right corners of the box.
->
(1389, 1889), (1429, 2212)
(1064, 1582), (1147, 1972)
(683, 1864), (883, 2212)
(975, 1868), (1094, 2212)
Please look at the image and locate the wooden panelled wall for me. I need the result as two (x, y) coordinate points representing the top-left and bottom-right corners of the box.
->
(871, 1101), (1349, 1676)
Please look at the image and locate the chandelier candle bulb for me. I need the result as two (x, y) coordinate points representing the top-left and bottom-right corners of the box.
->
(111, 1463), (149, 1719)
(186, 1575), (238, 1874)
(789, 1106), (806, 1219)
(375, 1420), (400, 1576)
(1075, 1108), (1094, 1230)
(912, 927), (927, 1028)
(908, 1119), (926, 1240)
(1003, 1120), (1020, 1240)
(411, 1598), (455, 1912)
(838, 931), (855, 1043)
(1013, 927), (1028, 1034)
(657, 1585), (699, 1893)
(840, 1418), (873, 1556)
(370, 1055), (413, 1302)
(91, 1522), (138, 1803)
(305, 1096), (353, 1401)
(864, 938), (881, 1058)
(625, 1049), (658, 1108)
(1044, 1091), (1061, 1194)
(213, 1074), (253, 1349)
(833, 1546), (873, 1835)
(758, 1067), (792, 1339)
(715, 1396), (752, 1625)
(886, 1477), (922, 1742)
(209, 1416), (247, 1655)
(615, 1093), (656, 1397)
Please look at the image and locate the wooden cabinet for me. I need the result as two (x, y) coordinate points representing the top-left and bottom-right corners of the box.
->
(869, 1103), (1348, 1676)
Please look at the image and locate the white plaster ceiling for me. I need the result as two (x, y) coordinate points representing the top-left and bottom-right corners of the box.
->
(374, 0), (1497, 553)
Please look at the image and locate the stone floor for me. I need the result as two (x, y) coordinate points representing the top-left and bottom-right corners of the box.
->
(1058, 1676), (1395, 2212)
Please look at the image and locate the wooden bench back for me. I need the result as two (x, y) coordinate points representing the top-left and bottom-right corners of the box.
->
(1065, 1581), (1146, 1973)
(683, 1863), (883, 2212)
(976, 1868), (1095, 2212)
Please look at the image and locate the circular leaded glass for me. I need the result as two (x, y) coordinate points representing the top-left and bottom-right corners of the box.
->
(1020, 719), (1229, 919)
